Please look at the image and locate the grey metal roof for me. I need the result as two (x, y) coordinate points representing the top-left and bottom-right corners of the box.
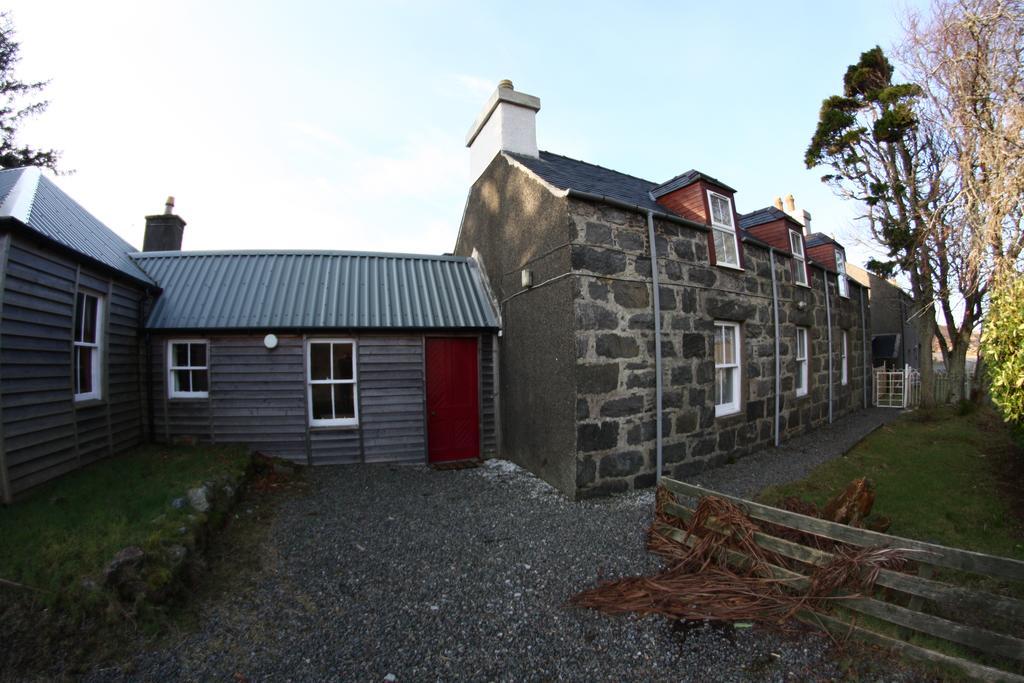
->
(739, 206), (801, 230)
(0, 167), (155, 285)
(132, 250), (499, 331)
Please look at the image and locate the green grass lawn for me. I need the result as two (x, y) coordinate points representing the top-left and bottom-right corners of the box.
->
(759, 407), (1024, 561)
(0, 444), (250, 598)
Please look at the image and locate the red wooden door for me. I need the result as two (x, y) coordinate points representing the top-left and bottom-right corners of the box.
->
(426, 337), (480, 463)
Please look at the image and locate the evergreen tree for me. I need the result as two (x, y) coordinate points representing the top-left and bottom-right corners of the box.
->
(0, 12), (59, 171)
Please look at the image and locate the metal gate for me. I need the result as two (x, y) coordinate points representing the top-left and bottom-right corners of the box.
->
(874, 365), (921, 408)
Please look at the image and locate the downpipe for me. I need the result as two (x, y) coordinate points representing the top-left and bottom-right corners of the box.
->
(824, 271), (834, 424)
(646, 209), (664, 482)
(769, 249), (781, 447)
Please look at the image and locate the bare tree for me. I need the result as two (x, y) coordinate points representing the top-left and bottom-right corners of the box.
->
(899, 0), (1024, 401)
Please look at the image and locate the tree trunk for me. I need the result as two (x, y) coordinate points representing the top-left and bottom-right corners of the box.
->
(916, 312), (938, 408)
(945, 333), (972, 404)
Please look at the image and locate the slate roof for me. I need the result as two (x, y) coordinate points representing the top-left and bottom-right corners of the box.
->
(132, 250), (499, 331)
(805, 232), (843, 249)
(0, 167), (155, 285)
(650, 170), (736, 197)
(506, 151), (759, 241)
(739, 206), (801, 230)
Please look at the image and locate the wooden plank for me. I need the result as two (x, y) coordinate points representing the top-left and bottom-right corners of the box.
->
(0, 231), (12, 503)
(662, 478), (1024, 581)
(664, 501), (1024, 623)
(805, 612), (1024, 683)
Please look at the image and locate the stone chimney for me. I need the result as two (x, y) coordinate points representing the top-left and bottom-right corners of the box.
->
(465, 79), (541, 184)
(142, 196), (186, 252)
(781, 193), (812, 235)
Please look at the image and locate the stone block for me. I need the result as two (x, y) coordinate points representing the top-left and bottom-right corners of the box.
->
(576, 302), (619, 330)
(626, 370), (656, 389)
(612, 280), (649, 308)
(577, 363), (619, 394)
(576, 398), (590, 420)
(617, 231), (644, 252)
(596, 334), (639, 359)
(599, 450), (644, 478)
(572, 246), (627, 275)
(576, 456), (596, 487)
(600, 394), (645, 418)
(578, 421), (619, 452)
(584, 222), (613, 245)
(671, 365), (693, 386)
(682, 333), (706, 358)
(588, 280), (609, 301)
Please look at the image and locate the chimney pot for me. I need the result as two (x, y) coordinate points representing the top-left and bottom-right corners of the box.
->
(143, 196), (186, 252)
(785, 194), (796, 212)
(498, 79), (514, 90)
(773, 196), (783, 210)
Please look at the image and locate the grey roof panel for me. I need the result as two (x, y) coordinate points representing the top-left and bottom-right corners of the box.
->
(132, 250), (500, 331)
(805, 232), (843, 249)
(650, 170), (736, 197)
(0, 167), (154, 285)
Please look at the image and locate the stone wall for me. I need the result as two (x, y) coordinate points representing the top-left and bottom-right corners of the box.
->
(569, 197), (870, 498)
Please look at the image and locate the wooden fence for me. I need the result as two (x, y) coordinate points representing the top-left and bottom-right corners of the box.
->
(660, 477), (1024, 682)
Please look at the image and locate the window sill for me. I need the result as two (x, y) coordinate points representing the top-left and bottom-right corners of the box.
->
(795, 282), (811, 288)
(795, 391), (810, 400)
(715, 406), (742, 418)
(309, 423), (360, 431)
(715, 262), (744, 272)
(169, 394), (210, 401)
(73, 397), (105, 408)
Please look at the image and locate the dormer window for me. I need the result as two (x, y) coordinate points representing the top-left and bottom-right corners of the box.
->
(835, 249), (849, 298)
(707, 191), (740, 269)
(789, 229), (808, 286)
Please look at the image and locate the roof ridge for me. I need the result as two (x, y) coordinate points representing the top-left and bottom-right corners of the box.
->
(0, 166), (41, 223)
(536, 150), (659, 186)
(130, 248), (471, 262)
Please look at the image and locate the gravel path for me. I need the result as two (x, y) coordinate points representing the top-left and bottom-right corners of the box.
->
(86, 408), (909, 682)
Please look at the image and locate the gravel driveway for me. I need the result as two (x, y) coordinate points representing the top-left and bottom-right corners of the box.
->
(87, 408), (907, 682)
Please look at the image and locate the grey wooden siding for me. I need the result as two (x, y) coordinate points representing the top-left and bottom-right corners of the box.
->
(481, 334), (498, 457)
(0, 233), (146, 500)
(152, 333), (498, 466)
(358, 336), (425, 464)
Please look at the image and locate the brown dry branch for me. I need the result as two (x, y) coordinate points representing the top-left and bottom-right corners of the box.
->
(572, 492), (906, 632)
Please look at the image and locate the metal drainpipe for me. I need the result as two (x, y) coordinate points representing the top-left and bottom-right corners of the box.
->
(646, 210), (664, 482)
(823, 270), (834, 423)
(769, 249), (781, 447)
(860, 286), (869, 408)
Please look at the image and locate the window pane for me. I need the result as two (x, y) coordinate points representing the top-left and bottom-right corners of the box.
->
(311, 384), (333, 419)
(173, 343), (190, 368)
(714, 230), (738, 265)
(795, 262), (807, 285)
(795, 362), (804, 390)
(310, 343), (331, 381)
(710, 195), (732, 226)
(332, 343), (354, 380)
(790, 231), (803, 257)
(714, 326), (724, 365)
(78, 347), (93, 394)
(334, 384), (355, 419)
(74, 293), (85, 343)
(190, 343), (207, 368)
(82, 296), (97, 344)
(723, 326), (735, 364)
(174, 368), (191, 393)
(192, 369), (209, 392)
(718, 367), (734, 406)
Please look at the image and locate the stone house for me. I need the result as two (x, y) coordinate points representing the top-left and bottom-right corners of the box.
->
(455, 82), (871, 499)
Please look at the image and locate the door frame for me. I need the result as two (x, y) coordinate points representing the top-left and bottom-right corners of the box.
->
(422, 333), (484, 464)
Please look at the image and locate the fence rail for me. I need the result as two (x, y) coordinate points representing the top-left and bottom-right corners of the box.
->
(661, 477), (1024, 682)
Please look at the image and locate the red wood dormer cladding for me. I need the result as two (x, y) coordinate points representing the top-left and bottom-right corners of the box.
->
(655, 179), (745, 269)
(806, 240), (841, 272)
(745, 217), (796, 253)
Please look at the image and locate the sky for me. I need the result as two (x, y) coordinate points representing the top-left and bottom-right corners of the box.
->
(7, 0), (928, 269)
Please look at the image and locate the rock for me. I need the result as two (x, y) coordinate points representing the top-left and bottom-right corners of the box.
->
(822, 478), (876, 527)
(103, 546), (145, 586)
(171, 497), (187, 510)
(188, 486), (211, 513)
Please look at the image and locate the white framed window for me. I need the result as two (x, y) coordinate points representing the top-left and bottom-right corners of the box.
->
(835, 249), (849, 298)
(841, 331), (849, 386)
(707, 191), (741, 269)
(73, 291), (103, 402)
(168, 340), (209, 398)
(789, 229), (809, 286)
(714, 321), (742, 416)
(795, 327), (809, 397)
(307, 339), (358, 427)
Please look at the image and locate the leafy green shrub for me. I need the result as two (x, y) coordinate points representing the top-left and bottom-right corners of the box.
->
(982, 270), (1024, 425)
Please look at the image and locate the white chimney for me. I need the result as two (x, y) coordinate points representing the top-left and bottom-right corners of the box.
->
(466, 79), (541, 184)
(780, 193), (812, 235)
